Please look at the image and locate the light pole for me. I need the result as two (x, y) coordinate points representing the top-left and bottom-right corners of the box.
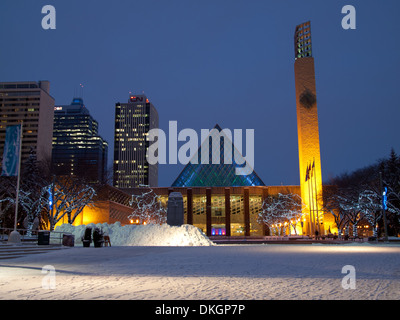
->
(379, 172), (389, 243)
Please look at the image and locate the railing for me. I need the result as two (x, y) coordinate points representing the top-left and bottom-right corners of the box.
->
(0, 227), (37, 242)
(0, 228), (72, 245)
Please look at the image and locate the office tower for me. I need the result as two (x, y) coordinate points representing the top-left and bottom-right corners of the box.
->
(113, 94), (158, 190)
(52, 98), (108, 183)
(294, 21), (324, 235)
(0, 81), (55, 165)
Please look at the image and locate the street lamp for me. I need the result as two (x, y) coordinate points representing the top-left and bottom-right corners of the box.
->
(379, 172), (389, 243)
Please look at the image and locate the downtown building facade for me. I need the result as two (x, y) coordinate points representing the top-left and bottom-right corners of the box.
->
(113, 94), (158, 190)
(0, 81), (54, 165)
(52, 98), (108, 184)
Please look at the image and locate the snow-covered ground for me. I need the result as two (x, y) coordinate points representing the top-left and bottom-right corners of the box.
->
(0, 243), (399, 300)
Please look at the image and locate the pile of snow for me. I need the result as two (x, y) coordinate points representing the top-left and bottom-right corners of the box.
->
(55, 222), (214, 246)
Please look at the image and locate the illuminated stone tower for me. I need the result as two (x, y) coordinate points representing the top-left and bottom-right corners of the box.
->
(294, 21), (325, 236)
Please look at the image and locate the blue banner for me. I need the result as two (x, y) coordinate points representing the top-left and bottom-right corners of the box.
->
(1, 124), (22, 176)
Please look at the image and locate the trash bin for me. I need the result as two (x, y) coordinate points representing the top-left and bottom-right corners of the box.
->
(167, 192), (184, 226)
(38, 231), (50, 245)
(62, 234), (75, 247)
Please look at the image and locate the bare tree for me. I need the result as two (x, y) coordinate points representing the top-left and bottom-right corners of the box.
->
(44, 176), (96, 231)
(0, 150), (51, 230)
(358, 190), (382, 237)
(129, 188), (166, 225)
(322, 192), (350, 239)
(0, 188), (49, 234)
(259, 193), (305, 236)
(328, 148), (400, 236)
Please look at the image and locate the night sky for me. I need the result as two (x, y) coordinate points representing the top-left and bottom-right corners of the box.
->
(1, 0), (399, 187)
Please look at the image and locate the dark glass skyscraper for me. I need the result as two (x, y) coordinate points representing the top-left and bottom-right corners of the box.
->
(113, 94), (158, 190)
(52, 98), (108, 183)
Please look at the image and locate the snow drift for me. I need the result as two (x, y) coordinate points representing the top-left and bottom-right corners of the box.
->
(55, 222), (214, 246)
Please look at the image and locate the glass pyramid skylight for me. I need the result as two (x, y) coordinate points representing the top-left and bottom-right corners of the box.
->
(171, 124), (265, 187)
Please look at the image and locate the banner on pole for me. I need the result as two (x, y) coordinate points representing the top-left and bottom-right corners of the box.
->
(1, 124), (22, 176)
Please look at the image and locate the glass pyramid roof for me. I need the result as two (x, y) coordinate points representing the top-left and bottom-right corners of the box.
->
(171, 124), (265, 187)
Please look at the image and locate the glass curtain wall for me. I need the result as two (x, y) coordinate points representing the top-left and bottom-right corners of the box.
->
(211, 196), (225, 235)
(249, 195), (263, 236)
(193, 195), (206, 233)
(230, 195), (245, 236)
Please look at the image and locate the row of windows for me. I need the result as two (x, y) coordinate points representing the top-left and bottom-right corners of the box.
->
(1, 113), (40, 118)
(0, 84), (39, 89)
(0, 104), (40, 108)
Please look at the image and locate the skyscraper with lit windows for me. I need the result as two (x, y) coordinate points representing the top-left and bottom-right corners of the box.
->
(0, 81), (54, 165)
(113, 94), (158, 190)
(52, 98), (108, 183)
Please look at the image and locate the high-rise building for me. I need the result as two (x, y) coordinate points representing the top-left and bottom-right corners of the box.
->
(294, 21), (325, 235)
(113, 94), (158, 190)
(0, 81), (55, 165)
(52, 98), (108, 183)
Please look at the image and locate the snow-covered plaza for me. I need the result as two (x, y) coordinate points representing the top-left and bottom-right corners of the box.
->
(1, 243), (399, 300)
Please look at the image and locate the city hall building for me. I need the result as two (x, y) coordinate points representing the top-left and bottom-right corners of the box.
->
(151, 185), (301, 237)
(65, 22), (336, 237)
(75, 121), (332, 238)
(148, 124), (303, 237)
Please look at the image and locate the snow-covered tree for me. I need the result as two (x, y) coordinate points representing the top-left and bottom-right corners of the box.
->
(330, 189), (386, 238)
(336, 194), (365, 238)
(357, 190), (382, 237)
(44, 176), (96, 230)
(0, 149), (98, 232)
(322, 192), (350, 239)
(0, 150), (50, 230)
(128, 188), (166, 225)
(0, 188), (49, 234)
(384, 185), (400, 225)
(329, 149), (400, 236)
(259, 193), (305, 236)
(380, 149), (400, 231)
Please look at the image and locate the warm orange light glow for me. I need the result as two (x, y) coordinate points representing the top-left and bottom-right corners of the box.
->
(295, 57), (336, 236)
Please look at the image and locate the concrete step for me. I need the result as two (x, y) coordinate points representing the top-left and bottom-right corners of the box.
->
(0, 251), (50, 259)
(0, 244), (70, 260)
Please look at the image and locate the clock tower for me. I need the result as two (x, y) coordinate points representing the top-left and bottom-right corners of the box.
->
(294, 21), (328, 236)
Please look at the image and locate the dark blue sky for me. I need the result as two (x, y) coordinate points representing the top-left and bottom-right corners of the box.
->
(1, 0), (399, 187)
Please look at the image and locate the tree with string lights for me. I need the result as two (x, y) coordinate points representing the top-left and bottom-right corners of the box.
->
(259, 193), (305, 236)
(129, 188), (167, 225)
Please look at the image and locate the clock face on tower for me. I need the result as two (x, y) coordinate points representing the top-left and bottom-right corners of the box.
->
(299, 88), (317, 110)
